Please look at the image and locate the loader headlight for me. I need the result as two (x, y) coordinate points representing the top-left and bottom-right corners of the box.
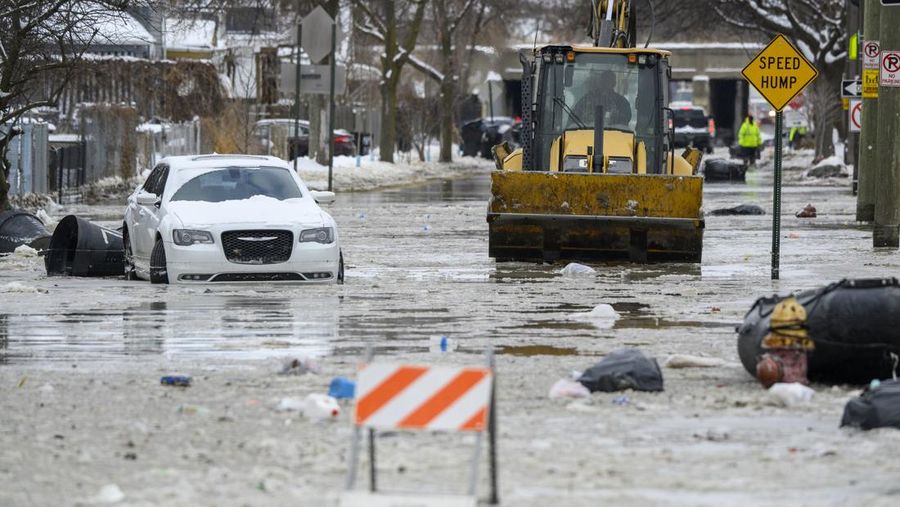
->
(173, 229), (214, 246)
(300, 227), (334, 244)
(563, 156), (589, 173)
(607, 157), (633, 174)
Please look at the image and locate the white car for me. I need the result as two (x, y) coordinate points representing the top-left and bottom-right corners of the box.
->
(123, 154), (343, 284)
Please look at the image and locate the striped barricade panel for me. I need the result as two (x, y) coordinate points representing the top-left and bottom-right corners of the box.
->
(354, 364), (492, 432)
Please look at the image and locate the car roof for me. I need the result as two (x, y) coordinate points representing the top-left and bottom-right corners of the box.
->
(157, 154), (291, 171)
(255, 119), (310, 127)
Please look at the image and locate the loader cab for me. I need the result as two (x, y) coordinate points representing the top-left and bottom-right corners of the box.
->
(528, 45), (672, 174)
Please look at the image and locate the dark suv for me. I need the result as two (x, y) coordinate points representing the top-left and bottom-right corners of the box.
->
(672, 105), (714, 154)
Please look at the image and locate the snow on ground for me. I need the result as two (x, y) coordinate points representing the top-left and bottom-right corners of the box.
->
(293, 154), (494, 191)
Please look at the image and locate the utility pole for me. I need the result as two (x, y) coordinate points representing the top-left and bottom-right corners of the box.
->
(874, 0), (900, 247)
(857, 0), (880, 222)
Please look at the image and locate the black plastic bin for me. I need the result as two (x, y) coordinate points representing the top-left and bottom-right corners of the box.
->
(44, 215), (124, 277)
(0, 210), (51, 253)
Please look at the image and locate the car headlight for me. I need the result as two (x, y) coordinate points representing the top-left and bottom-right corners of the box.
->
(173, 229), (214, 246)
(299, 227), (334, 244)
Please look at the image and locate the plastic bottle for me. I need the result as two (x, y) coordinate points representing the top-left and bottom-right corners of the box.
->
(429, 335), (457, 353)
(302, 393), (340, 420)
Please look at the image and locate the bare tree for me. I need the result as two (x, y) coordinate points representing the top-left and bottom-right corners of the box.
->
(0, 0), (130, 210)
(692, 0), (847, 158)
(352, 0), (428, 163)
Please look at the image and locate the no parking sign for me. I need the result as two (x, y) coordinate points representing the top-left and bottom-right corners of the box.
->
(849, 99), (862, 133)
(882, 50), (900, 87)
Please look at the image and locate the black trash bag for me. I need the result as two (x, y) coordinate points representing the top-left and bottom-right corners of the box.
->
(841, 379), (900, 430)
(44, 215), (124, 277)
(710, 204), (766, 216)
(704, 158), (747, 183)
(577, 348), (664, 392)
(0, 209), (51, 253)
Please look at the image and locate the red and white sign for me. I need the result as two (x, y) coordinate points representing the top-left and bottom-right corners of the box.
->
(849, 99), (862, 133)
(354, 364), (492, 432)
(864, 40), (881, 70)
(882, 50), (900, 87)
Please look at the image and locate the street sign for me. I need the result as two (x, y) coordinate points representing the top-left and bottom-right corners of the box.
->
(881, 50), (900, 87)
(864, 40), (881, 69)
(863, 69), (880, 98)
(842, 79), (862, 98)
(849, 99), (862, 133)
(300, 6), (341, 63)
(742, 34), (819, 112)
(281, 63), (347, 95)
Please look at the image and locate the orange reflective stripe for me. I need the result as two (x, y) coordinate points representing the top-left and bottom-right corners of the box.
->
(459, 407), (487, 432)
(355, 366), (428, 424)
(397, 369), (487, 429)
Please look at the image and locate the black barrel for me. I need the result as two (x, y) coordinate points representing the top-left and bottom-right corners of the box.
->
(0, 210), (52, 253)
(704, 158), (747, 183)
(738, 279), (900, 384)
(44, 215), (124, 277)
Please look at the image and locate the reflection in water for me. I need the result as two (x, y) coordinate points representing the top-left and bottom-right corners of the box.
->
(3, 293), (340, 362)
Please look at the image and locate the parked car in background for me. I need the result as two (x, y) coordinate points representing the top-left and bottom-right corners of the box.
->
(123, 154), (343, 284)
(253, 119), (357, 159)
(460, 116), (522, 159)
(671, 103), (714, 154)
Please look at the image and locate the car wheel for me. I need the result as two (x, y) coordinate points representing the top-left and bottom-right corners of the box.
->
(337, 251), (345, 285)
(149, 239), (169, 284)
(123, 226), (138, 281)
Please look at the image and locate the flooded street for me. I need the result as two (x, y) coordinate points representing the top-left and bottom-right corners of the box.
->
(3, 160), (900, 506)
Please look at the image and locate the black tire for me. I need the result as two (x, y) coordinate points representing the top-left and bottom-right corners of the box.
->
(337, 251), (345, 285)
(123, 226), (138, 281)
(149, 239), (169, 284)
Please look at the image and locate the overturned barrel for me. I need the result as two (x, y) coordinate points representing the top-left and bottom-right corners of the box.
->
(45, 215), (124, 277)
(738, 279), (900, 384)
(704, 159), (747, 183)
(0, 210), (52, 253)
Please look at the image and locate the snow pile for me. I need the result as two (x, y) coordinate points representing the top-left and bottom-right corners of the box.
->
(802, 155), (849, 179)
(13, 245), (38, 258)
(1, 282), (47, 294)
(292, 155), (493, 191)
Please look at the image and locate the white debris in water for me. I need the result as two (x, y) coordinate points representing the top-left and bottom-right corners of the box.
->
(93, 484), (125, 504)
(768, 382), (815, 407)
(559, 262), (596, 276)
(1, 281), (47, 293)
(664, 354), (726, 369)
(36, 209), (57, 229)
(548, 378), (590, 399)
(13, 245), (38, 257)
(567, 304), (620, 329)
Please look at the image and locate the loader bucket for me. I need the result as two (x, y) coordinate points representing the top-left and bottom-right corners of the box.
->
(487, 171), (704, 263)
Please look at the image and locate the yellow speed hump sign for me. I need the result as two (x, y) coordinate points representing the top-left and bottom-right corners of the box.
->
(742, 34), (819, 111)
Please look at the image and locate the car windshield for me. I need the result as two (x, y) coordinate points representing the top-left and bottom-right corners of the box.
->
(674, 109), (707, 129)
(170, 166), (302, 203)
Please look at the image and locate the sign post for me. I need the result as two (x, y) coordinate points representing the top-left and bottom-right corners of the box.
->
(742, 34), (819, 280)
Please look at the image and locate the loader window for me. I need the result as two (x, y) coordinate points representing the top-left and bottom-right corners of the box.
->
(535, 52), (663, 173)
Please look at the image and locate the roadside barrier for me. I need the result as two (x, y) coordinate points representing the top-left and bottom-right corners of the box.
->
(342, 349), (499, 506)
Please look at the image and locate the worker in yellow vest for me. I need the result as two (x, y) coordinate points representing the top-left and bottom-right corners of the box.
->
(738, 114), (762, 168)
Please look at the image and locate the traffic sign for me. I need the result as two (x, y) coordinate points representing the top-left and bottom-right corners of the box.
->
(882, 50), (900, 87)
(299, 6), (341, 63)
(842, 79), (862, 98)
(281, 63), (347, 95)
(742, 34), (819, 111)
(863, 40), (881, 70)
(849, 99), (862, 133)
(863, 69), (880, 98)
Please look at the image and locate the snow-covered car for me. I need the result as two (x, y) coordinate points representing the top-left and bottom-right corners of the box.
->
(672, 103), (714, 154)
(123, 154), (343, 284)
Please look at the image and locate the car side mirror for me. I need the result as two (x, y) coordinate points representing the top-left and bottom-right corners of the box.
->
(136, 192), (160, 206)
(311, 190), (335, 204)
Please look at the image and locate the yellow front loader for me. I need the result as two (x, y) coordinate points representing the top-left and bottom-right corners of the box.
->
(487, 0), (704, 263)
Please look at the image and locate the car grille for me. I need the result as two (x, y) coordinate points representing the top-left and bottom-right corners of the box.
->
(211, 272), (304, 282)
(221, 230), (293, 264)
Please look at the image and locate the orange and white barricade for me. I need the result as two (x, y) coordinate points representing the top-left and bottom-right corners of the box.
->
(341, 354), (499, 506)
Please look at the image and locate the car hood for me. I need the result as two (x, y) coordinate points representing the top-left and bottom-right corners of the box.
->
(167, 195), (324, 228)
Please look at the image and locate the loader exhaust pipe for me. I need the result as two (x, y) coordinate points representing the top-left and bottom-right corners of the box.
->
(592, 106), (605, 173)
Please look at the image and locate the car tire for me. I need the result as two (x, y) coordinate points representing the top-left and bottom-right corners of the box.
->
(149, 239), (169, 284)
(337, 251), (345, 285)
(123, 226), (138, 281)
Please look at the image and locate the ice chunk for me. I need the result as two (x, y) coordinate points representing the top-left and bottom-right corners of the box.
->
(664, 354), (726, 368)
(549, 378), (591, 399)
(768, 382), (815, 407)
(560, 262), (596, 276)
(567, 304), (620, 329)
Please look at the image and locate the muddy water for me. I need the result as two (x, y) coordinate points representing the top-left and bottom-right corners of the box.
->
(0, 160), (895, 366)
